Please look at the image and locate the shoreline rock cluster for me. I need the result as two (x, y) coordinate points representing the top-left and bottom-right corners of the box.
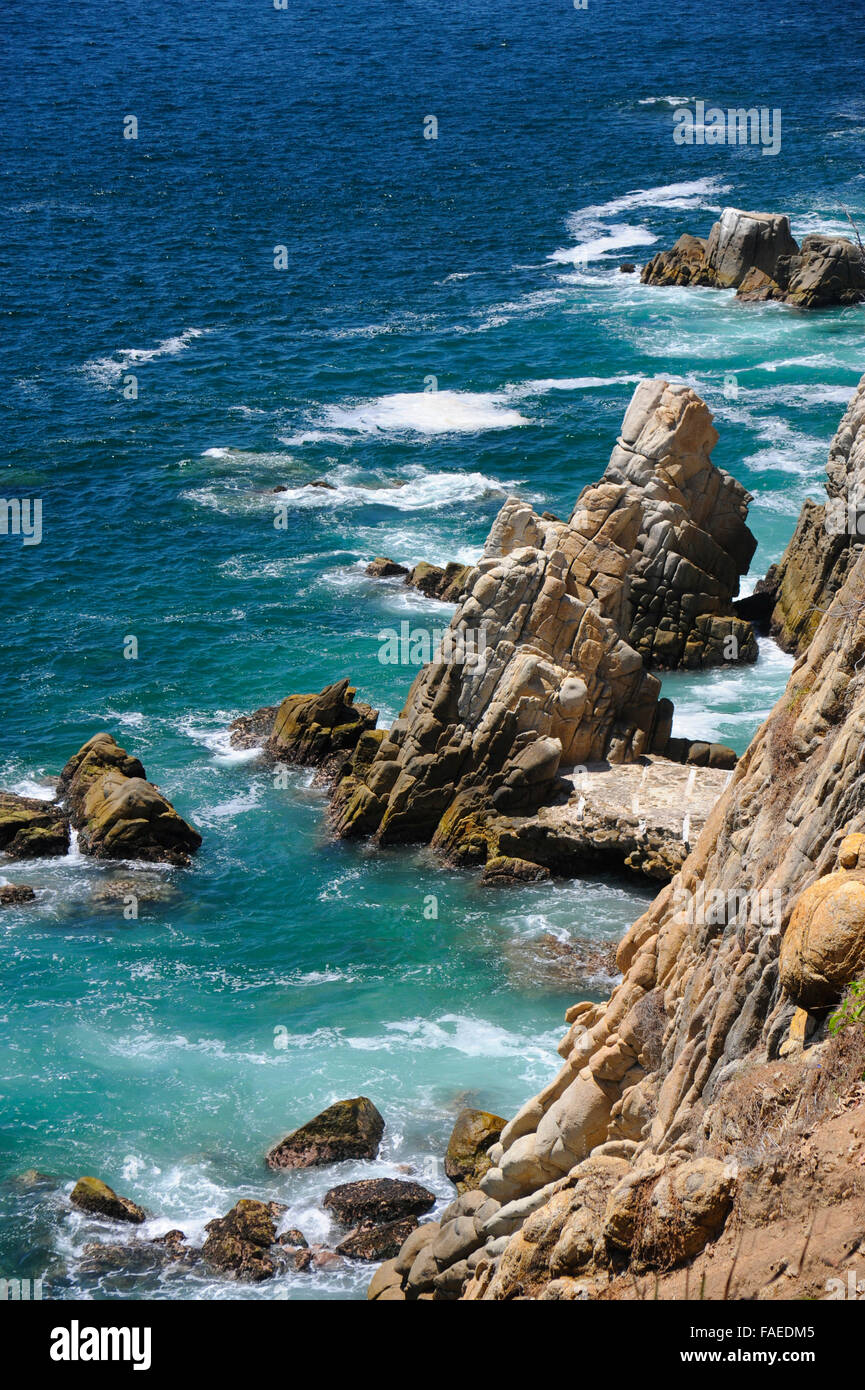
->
(642, 207), (865, 308)
(366, 555), (474, 603)
(229, 382), (752, 882)
(64, 1096), (457, 1285)
(0, 733), (201, 878)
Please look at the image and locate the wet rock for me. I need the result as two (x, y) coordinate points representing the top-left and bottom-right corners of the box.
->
(445, 1109), (507, 1192)
(366, 556), (410, 579)
(277, 1227), (308, 1249)
(201, 1199), (278, 1282)
(480, 855), (550, 885)
(231, 680), (379, 772)
(0, 883), (36, 906)
(57, 734), (201, 866)
(619, 262), (636, 273)
(70, 1177), (146, 1225)
(323, 1177), (435, 1226)
(266, 1096), (385, 1169)
(406, 561), (474, 603)
(643, 207), (864, 309)
(336, 1217), (419, 1262)
(0, 793), (69, 858)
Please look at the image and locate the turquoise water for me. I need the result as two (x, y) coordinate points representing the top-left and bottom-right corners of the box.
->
(1, 0), (863, 1298)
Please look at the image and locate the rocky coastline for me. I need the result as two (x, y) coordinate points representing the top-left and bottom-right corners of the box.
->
(641, 206), (865, 308)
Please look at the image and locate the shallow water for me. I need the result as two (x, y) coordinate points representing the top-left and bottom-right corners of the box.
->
(0, 0), (862, 1298)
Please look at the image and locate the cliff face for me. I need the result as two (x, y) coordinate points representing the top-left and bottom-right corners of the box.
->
(330, 380), (756, 849)
(373, 383), (865, 1303)
(765, 372), (865, 654)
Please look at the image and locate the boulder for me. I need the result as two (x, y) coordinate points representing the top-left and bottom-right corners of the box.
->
(336, 1217), (419, 1262)
(201, 1199), (278, 1283)
(445, 1108), (507, 1192)
(0, 793), (69, 858)
(705, 209), (798, 288)
(266, 1096), (385, 1169)
(323, 1177), (435, 1226)
(367, 1256), (404, 1300)
(57, 734), (201, 866)
(780, 870), (865, 1007)
(70, 1177), (146, 1225)
(366, 556), (410, 579)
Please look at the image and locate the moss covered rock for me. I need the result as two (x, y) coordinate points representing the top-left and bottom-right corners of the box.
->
(0, 793), (69, 858)
(58, 734), (201, 866)
(445, 1108), (507, 1193)
(266, 1096), (385, 1170)
(70, 1177), (146, 1224)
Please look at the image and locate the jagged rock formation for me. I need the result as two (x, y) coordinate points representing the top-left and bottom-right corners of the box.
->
(375, 385), (865, 1302)
(642, 207), (865, 308)
(330, 380), (755, 850)
(57, 734), (201, 866)
(762, 371), (865, 653)
(230, 678), (378, 773)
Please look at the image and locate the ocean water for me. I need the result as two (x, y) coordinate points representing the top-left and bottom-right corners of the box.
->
(0, 0), (863, 1299)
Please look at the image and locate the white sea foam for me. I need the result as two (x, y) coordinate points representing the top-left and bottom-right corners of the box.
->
(176, 715), (263, 765)
(550, 223), (658, 265)
(267, 463), (511, 511)
(295, 389), (528, 437)
(82, 328), (207, 387)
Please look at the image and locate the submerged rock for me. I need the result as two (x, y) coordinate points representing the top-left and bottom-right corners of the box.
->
(266, 1096), (385, 1169)
(57, 734), (201, 866)
(0, 883), (36, 906)
(323, 1177), (435, 1226)
(0, 793), (69, 858)
(445, 1108), (507, 1192)
(70, 1177), (146, 1225)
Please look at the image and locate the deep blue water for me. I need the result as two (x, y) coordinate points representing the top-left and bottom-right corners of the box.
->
(0, 0), (863, 1298)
